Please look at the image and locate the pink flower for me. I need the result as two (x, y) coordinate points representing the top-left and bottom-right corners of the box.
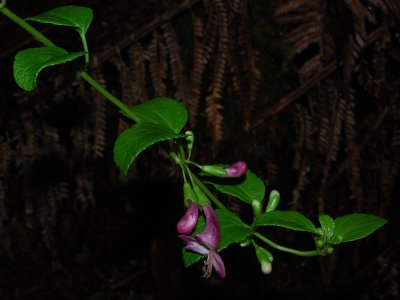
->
(225, 161), (247, 178)
(179, 204), (226, 278)
(177, 200), (199, 235)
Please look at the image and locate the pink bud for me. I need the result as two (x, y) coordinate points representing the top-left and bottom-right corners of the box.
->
(177, 201), (199, 235)
(225, 161), (247, 178)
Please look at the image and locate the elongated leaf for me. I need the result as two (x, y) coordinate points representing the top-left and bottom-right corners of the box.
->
(254, 210), (317, 233)
(26, 6), (93, 35)
(183, 209), (253, 267)
(330, 214), (388, 244)
(114, 123), (184, 175)
(128, 98), (188, 133)
(319, 214), (335, 239)
(206, 170), (265, 204)
(13, 46), (85, 91)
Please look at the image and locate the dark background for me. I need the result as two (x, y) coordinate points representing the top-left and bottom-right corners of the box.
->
(0, 0), (399, 299)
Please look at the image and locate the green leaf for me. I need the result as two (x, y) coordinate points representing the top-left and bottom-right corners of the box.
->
(113, 123), (184, 175)
(254, 210), (317, 233)
(13, 46), (85, 91)
(330, 213), (388, 244)
(319, 214), (335, 239)
(26, 6), (93, 35)
(206, 170), (265, 204)
(217, 209), (253, 251)
(183, 209), (253, 267)
(128, 97), (188, 133)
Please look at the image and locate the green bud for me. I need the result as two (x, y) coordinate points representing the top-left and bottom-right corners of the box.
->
(315, 228), (324, 236)
(252, 200), (262, 217)
(185, 131), (194, 151)
(199, 164), (228, 178)
(240, 238), (252, 247)
(327, 247), (334, 254)
(266, 190), (280, 212)
(316, 239), (324, 248)
(192, 184), (210, 206)
(255, 247), (273, 275)
(183, 182), (197, 206)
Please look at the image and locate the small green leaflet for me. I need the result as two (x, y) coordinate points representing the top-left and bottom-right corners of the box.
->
(254, 210), (317, 233)
(330, 213), (388, 244)
(114, 123), (184, 175)
(13, 46), (85, 91)
(26, 6), (93, 36)
(183, 209), (253, 267)
(128, 97), (189, 134)
(205, 170), (265, 204)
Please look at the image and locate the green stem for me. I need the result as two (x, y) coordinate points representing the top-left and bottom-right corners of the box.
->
(0, 5), (135, 120)
(79, 32), (90, 66)
(0, 6), (56, 47)
(79, 72), (136, 119)
(254, 232), (320, 257)
(190, 172), (227, 210)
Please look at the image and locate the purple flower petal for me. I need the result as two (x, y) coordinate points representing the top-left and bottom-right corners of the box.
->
(225, 161), (247, 178)
(195, 204), (220, 250)
(177, 200), (199, 235)
(179, 235), (209, 256)
(210, 250), (226, 278)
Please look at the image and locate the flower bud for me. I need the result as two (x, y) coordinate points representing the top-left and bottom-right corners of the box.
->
(199, 164), (229, 178)
(266, 190), (280, 212)
(225, 161), (247, 178)
(255, 246), (273, 275)
(183, 182), (196, 206)
(193, 184), (210, 206)
(252, 200), (262, 217)
(177, 200), (199, 235)
(185, 131), (194, 152)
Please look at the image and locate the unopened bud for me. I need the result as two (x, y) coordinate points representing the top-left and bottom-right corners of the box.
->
(266, 190), (280, 212)
(252, 200), (262, 217)
(177, 200), (199, 235)
(192, 184), (210, 206)
(225, 161), (247, 178)
(185, 131), (194, 152)
(200, 164), (228, 178)
(255, 246), (273, 275)
(183, 182), (196, 206)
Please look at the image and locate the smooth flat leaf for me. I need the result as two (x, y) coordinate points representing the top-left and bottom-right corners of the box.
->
(319, 214), (335, 239)
(206, 170), (265, 204)
(217, 209), (253, 250)
(128, 98), (188, 133)
(13, 46), (85, 91)
(113, 123), (184, 175)
(330, 213), (388, 244)
(26, 6), (93, 35)
(183, 209), (253, 267)
(254, 210), (317, 233)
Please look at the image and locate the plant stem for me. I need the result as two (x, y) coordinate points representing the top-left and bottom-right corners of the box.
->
(79, 32), (90, 66)
(0, 6), (56, 47)
(254, 232), (320, 257)
(79, 72), (136, 120)
(0, 5), (134, 119)
(190, 172), (227, 210)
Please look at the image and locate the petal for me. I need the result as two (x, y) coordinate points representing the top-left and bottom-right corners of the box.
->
(177, 200), (199, 235)
(225, 161), (247, 178)
(179, 235), (209, 256)
(211, 250), (226, 278)
(195, 204), (220, 250)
